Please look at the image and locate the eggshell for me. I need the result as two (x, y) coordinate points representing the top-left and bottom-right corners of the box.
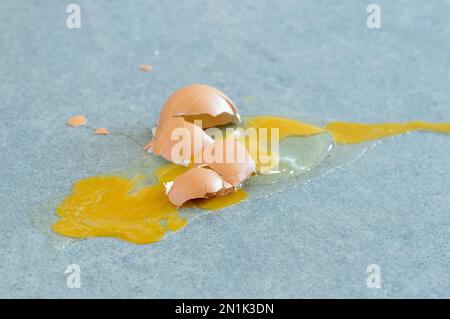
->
(198, 137), (256, 187)
(66, 115), (87, 127)
(139, 64), (152, 72)
(94, 127), (110, 135)
(147, 117), (214, 165)
(145, 84), (252, 202)
(168, 167), (232, 207)
(158, 84), (239, 129)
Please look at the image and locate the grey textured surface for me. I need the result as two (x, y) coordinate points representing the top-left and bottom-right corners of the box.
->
(1, 0), (449, 298)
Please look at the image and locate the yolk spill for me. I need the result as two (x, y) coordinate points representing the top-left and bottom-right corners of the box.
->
(52, 164), (247, 244)
(53, 175), (178, 245)
(52, 116), (450, 244)
(245, 116), (450, 144)
(244, 115), (324, 139)
(241, 116), (325, 172)
(193, 189), (248, 210)
(325, 121), (450, 144)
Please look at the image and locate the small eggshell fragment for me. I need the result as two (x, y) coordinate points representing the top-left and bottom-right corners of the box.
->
(198, 138), (256, 187)
(158, 84), (240, 129)
(139, 64), (152, 72)
(168, 167), (228, 207)
(148, 117), (214, 165)
(142, 140), (153, 151)
(66, 115), (87, 127)
(94, 127), (110, 135)
(214, 179), (234, 197)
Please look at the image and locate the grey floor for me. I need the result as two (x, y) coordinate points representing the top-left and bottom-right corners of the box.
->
(1, 0), (449, 298)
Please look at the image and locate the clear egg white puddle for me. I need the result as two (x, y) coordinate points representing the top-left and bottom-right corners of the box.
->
(29, 125), (374, 248)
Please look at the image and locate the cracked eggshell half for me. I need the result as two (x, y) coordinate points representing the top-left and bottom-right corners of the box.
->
(167, 167), (233, 207)
(158, 84), (240, 129)
(198, 137), (256, 187)
(147, 117), (214, 165)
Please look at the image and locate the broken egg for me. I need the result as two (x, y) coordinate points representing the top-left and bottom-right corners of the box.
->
(146, 117), (214, 165)
(52, 81), (450, 245)
(142, 84), (255, 206)
(157, 84), (240, 129)
(167, 167), (233, 207)
(198, 137), (256, 187)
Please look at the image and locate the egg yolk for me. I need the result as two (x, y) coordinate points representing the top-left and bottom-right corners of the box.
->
(193, 189), (248, 210)
(52, 163), (247, 244)
(241, 116), (325, 172)
(52, 116), (450, 244)
(243, 115), (324, 139)
(325, 121), (450, 144)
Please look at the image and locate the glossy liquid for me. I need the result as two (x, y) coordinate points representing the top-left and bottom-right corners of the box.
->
(326, 121), (450, 144)
(51, 116), (450, 244)
(52, 163), (250, 244)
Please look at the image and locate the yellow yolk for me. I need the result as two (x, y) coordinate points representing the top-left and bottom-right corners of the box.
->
(193, 189), (248, 210)
(52, 163), (247, 244)
(244, 115), (324, 139)
(243, 115), (325, 172)
(52, 176), (179, 244)
(154, 163), (190, 183)
(52, 116), (450, 245)
(326, 121), (450, 144)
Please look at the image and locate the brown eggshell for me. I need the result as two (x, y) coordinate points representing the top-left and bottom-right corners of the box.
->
(66, 115), (87, 127)
(167, 167), (230, 207)
(94, 127), (110, 135)
(158, 84), (239, 129)
(198, 137), (256, 187)
(147, 117), (213, 165)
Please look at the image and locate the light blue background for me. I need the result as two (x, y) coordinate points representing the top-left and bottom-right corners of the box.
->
(0, 0), (449, 298)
